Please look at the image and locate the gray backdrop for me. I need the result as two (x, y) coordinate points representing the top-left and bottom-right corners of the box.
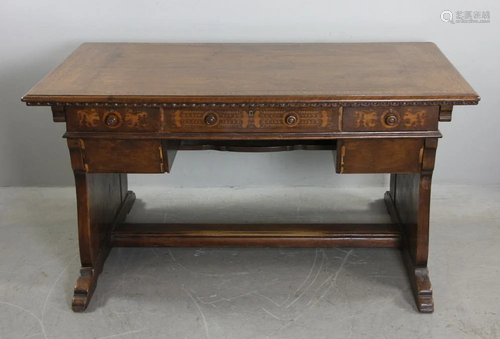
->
(1, 0), (499, 187)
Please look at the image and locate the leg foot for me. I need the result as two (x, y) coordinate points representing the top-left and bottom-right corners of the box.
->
(402, 248), (434, 313)
(415, 269), (434, 313)
(72, 267), (96, 312)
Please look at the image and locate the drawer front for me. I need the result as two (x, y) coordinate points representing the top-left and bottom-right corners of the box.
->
(342, 106), (439, 132)
(66, 107), (162, 132)
(165, 108), (339, 133)
(82, 140), (164, 173)
(337, 139), (424, 173)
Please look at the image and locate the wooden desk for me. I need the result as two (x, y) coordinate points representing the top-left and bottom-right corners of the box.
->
(22, 42), (479, 313)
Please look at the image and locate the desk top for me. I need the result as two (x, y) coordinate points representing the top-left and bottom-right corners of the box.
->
(22, 42), (479, 106)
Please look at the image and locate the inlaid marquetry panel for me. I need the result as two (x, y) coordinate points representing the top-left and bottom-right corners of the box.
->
(164, 109), (340, 133)
(66, 107), (162, 132)
(342, 106), (439, 132)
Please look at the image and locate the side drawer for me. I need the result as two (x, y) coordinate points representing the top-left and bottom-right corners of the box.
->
(342, 106), (439, 132)
(164, 108), (339, 133)
(336, 139), (424, 173)
(68, 139), (167, 173)
(66, 107), (162, 132)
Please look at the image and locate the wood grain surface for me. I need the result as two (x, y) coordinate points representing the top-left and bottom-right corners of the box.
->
(22, 42), (479, 104)
(21, 42), (479, 313)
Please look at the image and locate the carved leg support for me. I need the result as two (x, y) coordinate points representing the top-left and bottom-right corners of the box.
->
(72, 172), (135, 312)
(385, 138), (437, 313)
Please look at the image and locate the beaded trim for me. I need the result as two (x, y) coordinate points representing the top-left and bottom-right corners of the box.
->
(25, 100), (479, 108)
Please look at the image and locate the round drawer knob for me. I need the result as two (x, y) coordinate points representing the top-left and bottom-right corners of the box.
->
(385, 114), (398, 126)
(204, 113), (218, 126)
(105, 114), (120, 127)
(285, 114), (297, 126)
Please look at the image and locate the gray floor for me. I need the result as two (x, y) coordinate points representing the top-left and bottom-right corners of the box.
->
(0, 185), (499, 339)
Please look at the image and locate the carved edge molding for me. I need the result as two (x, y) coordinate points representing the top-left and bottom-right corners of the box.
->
(26, 100), (479, 108)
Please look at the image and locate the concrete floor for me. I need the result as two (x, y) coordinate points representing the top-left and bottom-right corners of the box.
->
(0, 185), (499, 339)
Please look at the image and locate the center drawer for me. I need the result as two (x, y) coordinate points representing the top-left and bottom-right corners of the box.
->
(164, 108), (340, 133)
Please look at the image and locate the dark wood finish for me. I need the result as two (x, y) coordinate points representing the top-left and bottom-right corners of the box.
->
(22, 42), (479, 313)
(66, 107), (162, 132)
(392, 174), (431, 265)
(385, 189), (434, 313)
(82, 139), (164, 173)
(67, 139), (86, 171)
(439, 105), (453, 122)
(342, 106), (439, 132)
(71, 172), (136, 311)
(111, 223), (401, 248)
(51, 106), (66, 122)
(336, 139), (424, 174)
(63, 130), (443, 141)
(382, 138), (438, 312)
(162, 140), (180, 173)
(165, 108), (339, 133)
(179, 140), (336, 152)
(21, 43), (479, 104)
